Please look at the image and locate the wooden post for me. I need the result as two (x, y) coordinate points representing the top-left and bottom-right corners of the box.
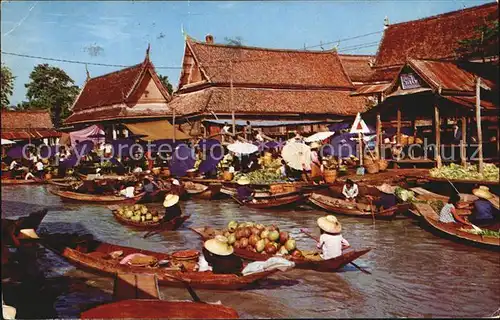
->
(396, 106), (402, 145)
(112, 124), (117, 140)
(376, 113), (381, 158)
(358, 132), (363, 166)
(461, 116), (467, 167)
(476, 77), (483, 173)
(230, 60), (235, 135)
(172, 108), (176, 142)
(434, 104), (442, 168)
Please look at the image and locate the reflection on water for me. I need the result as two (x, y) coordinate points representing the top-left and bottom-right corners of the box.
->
(2, 185), (499, 318)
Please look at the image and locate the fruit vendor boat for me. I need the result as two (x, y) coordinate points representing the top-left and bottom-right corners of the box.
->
(108, 205), (190, 231)
(40, 233), (280, 290)
(308, 193), (409, 220)
(184, 182), (222, 200)
(413, 202), (500, 250)
(191, 227), (371, 272)
(236, 194), (305, 209)
(50, 188), (145, 204)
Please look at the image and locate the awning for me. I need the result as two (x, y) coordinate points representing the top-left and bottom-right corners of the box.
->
(351, 83), (391, 96)
(203, 119), (341, 127)
(125, 120), (190, 141)
(443, 96), (498, 111)
(1, 129), (61, 140)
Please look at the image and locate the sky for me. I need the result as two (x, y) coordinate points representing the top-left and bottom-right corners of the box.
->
(1, 0), (494, 105)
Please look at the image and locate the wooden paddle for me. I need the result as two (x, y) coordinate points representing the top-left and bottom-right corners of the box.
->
(300, 229), (372, 275)
(369, 198), (376, 224)
(230, 194), (245, 206)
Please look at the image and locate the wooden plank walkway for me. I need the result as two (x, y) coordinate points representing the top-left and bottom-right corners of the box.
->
(114, 273), (160, 301)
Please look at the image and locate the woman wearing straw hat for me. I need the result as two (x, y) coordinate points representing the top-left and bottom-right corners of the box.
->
(469, 186), (499, 226)
(316, 215), (350, 260)
(162, 194), (182, 222)
(199, 235), (243, 274)
(236, 176), (255, 203)
(367, 183), (398, 211)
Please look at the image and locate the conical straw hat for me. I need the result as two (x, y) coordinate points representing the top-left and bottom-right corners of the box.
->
(317, 215), (342, 233)
(163, 194), (180, 208)
(204, 235), (234, 256)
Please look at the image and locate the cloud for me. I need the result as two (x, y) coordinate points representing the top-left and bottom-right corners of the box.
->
(218, 2), (235, 10)
(78, 17), (131, 42)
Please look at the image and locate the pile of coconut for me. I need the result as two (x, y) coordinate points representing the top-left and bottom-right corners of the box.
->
(222, 221), (303, 258)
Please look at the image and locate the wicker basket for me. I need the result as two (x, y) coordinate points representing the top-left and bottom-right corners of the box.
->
(222, 171), (233, 181)
(161, 168), (171, 177)
(407, 136), (415, 145)
(378, 159), (389, 171)
(270, 184), (285, 194)
(323, 169), (337, 183)
(365, 163), (380, 174)
(152, 167), (161, 175)
(282, 184), (297, 193)
(363, 156), (375, 165)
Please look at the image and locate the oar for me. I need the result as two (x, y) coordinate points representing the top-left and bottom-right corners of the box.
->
(230, 194), (245, 206)
(160, 270), (202, 303)
(369, 199), (376, 224)
(300, 229), (372, 275)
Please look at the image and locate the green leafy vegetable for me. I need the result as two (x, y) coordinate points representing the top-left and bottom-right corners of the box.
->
(430, 163), (499, 182)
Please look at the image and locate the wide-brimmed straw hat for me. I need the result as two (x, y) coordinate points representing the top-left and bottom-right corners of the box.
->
(163, 194), (180, 208)
(376, 183), (396, 194)
(237, 176), (250, 185)
(18, 228), (39, 240)
(317, 215), (342, 234)
(472, 186), (494, 200)
(204, 235), (234, 256)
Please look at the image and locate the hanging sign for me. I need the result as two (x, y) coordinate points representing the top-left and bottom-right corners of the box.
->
(350, 113), (370, 134)
(400, 73), (421, 90)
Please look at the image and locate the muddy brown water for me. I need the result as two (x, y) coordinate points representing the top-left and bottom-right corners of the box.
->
(2, 185), (499, 318)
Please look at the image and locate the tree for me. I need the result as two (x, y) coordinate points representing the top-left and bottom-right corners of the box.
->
(1, 64), (15, 108)
(25, 64), (79, 127)
(158, 74), (173, 95)
(456, 19), (499, 62)
(224, 36), (243, 47)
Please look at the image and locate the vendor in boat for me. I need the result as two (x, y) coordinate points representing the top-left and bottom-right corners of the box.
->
(367, 183), (397, 211)
(199, 235), (243, 274)
(163, 194), (182, 222)
(236, 176), (255, 203)
(119, 182), (136, 198)
(438, 192), (470, 225)
(309, 142), (323, 181)
(342, 179), (359, 202)
(469, 186), (499, 226)
(140, 177), (160, 203)
(316, 215), (350, 259)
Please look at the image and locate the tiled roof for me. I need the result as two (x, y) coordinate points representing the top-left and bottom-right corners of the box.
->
(351, 83), (392, 96)
(339, 54), (375, 83)
(375, 2), (498, 67)
(169, 87), (368, 117)
(186, 38), (354, 89)
(64, 104), (171, 125)
(368, 66), (400, 82)
(72, 59), (171, 112)
(1, 110), (55, 129)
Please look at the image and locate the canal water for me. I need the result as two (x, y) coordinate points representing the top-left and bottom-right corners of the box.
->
(2, 185), (499, 318)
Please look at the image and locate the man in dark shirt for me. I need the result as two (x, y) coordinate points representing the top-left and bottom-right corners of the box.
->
(202, 235), (243, 275)
(235, 176), (255, 202)
(367, 183), (398, 211)
(163, 194), (182, 222)
(470, 186), (499, 226)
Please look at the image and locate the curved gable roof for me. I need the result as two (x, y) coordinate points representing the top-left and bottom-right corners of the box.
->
(375, 2), (498, 68)
(186, 38), (354, 89)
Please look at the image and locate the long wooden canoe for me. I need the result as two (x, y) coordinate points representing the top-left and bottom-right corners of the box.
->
(426, 176), (499, 186)
(240, 194), (305, 209)
(50, 189), (145, 204)
(81, 300), (239, 319)
(414, 202), (500, 249)
(110, 208), (189, 231)
(308, 193), (409, 220)
(191, 227), (371, 272)
(41, 233), (280, 290)
(1, 178), (45, 185)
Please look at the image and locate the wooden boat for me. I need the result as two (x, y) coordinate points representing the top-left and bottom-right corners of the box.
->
(191, 227), (371, 272)
(184, 182), (222, 200)
(426, 176), (499, 186)
(50, 188), (145, 204)
(1, 178), (45, 185)
(308, 193), (409, 220)
(81, 300), (239, 319)
(109, 207), (190, 231)
(41, 233), (280, 290)
(239, 194), (305, 209)
(2, 209), (48, 247)
(413, 202), (500, 249)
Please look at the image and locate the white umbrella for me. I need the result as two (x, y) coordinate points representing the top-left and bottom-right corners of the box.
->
(1, 139), (15, 146)
(304, 131), (334, 143)
(227, 141), (258, 155)
(281, 142), (311, 171)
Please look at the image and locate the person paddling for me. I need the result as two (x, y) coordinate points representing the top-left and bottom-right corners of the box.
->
(316, 215), (350, 260)
(469, 186), (499, 226)
(163, 194), (182, 222)
(235, 176), (255, 203)
(367, 183), (397, 211)
(198, 235), (243, 275)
